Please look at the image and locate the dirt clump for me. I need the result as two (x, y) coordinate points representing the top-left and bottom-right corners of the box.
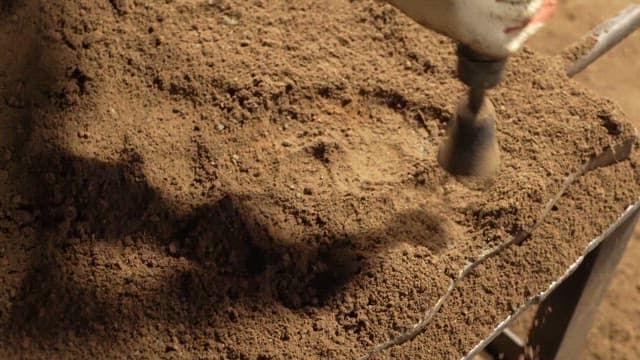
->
(0, 1), (638, 359)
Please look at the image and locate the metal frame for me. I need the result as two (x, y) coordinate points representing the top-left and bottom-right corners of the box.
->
(524, 203), (640, 359)
(468, 202), (640, 360)
(361, 5), (640, 359)
(473, 5), (640, 358)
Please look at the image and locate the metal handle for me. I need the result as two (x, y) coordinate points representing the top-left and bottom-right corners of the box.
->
(566, 4), (640, 77)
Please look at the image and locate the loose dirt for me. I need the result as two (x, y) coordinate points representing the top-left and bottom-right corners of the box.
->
(0, 1), (638, 359)
(528, 2), (640, 359)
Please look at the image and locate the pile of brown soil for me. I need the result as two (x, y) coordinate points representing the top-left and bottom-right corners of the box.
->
(0, 0), (638, 358)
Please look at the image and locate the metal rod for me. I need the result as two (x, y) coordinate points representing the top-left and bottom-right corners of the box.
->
(468, 86), (486, 114)
(566, 4), (640, 77)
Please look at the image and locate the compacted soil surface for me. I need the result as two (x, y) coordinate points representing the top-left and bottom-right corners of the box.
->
(0, 0), (638, 359)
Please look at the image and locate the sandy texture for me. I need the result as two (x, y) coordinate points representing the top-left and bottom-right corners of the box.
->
(0, 0), (638, 359)
(527, 2), (640, 359)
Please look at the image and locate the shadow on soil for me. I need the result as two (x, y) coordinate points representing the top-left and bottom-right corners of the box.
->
(8, 152), (450, 343)
(1, 0), (451, 353)
(8, 149), (445, 334)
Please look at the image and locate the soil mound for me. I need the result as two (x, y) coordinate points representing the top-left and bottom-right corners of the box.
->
(0, 1), (638, 358)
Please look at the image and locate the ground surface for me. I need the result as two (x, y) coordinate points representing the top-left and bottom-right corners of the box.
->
(528, 1), (640, 359)
(0, 0), (639, 359)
